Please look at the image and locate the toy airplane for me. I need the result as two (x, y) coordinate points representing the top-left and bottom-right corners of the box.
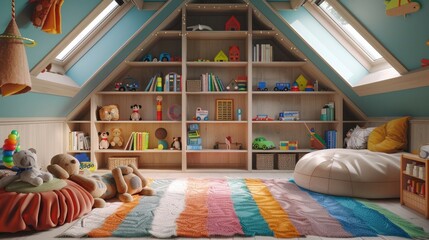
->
(187, 24), (213, 31)
(385, 0), (420, 16)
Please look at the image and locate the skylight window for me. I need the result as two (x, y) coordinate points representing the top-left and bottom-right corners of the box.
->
(55, 1), (119, 61)
(319, 1), (382, 61)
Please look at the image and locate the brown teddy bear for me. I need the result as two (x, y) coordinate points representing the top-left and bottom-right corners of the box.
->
(99, 164), (154, 202)
(110, 128), (124, 148)
(47, 154), (107, 208)
(99, 104), (119, 121)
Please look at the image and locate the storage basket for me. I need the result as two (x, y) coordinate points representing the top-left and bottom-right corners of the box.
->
(278, 154), (296, 170)
(108, 157), (138, 170)
(256, 154), (274, 170)
(402, 190), (426, 214)
(186, 79), (201, 92)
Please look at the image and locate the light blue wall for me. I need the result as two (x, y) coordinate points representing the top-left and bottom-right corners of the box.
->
(339, 0), (429, 71)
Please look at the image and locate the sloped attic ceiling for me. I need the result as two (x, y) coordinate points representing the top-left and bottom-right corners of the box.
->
(0, 0), (428, 118)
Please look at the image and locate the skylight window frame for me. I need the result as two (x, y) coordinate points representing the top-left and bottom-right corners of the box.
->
(54, 1), (121, 66)
(304, 0), (406, 74)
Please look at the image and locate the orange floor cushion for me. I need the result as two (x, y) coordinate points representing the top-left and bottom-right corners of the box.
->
(0, 179), (94, 233)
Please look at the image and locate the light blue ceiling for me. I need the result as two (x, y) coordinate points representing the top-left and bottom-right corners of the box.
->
(0, 0), (428, 118)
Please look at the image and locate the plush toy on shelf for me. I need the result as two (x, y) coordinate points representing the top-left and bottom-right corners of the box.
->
(0, 148), (53, 189)
(99, 104), (119, 121)
(130, 104), (142, 121)
(98, 131), (110, 149)
(110, 128), (124, 148)
(171, 137), (181, 150)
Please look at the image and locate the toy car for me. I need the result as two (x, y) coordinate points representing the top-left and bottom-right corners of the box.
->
(159, 52), (171, 62)
(252, 137), (275, 150)
(125, 82), (139, 91)
(274, 82), (290, 91)
(195, 107), (208, 121)
(141, 53), (152, 62)
(252, 114), (274, 121)
(257, 81), (268, 91)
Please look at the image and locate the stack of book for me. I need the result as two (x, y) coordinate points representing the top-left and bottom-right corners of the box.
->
(235, 75), (247, 91)
(324, 130), (337, 149)
(187, 123), (202, 150)
(124, 132), (149, 150)
(69, 131), (90, 151)
(144, 72), (181, 92)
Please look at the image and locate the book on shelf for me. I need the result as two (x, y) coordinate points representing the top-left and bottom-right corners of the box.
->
(124, 132), (149, 150)
(200, 73), (225, 92)
(324, 130), (337, 149)
(144, 72), (182, 92)
(321, 102), (335, 121)
(69, 131), (90, 151)
(253, 43), (273, 62)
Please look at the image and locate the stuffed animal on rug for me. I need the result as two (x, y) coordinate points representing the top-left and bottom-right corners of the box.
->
(0, 148), (53, 189)
(110, 128), (123, 148)
(48, 153), (107, 208)
(100, 164), (154, 203)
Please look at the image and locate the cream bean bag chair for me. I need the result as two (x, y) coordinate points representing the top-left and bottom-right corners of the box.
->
(293, 149), (402, 199)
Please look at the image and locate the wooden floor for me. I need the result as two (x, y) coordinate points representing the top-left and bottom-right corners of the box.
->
(1, 172), (428, 240)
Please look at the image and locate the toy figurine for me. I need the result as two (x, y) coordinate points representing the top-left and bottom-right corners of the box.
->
(98, 132), (110, 149)
(156, 96), (162, 121)
(171, 137), (181, 150)
(225, 136), (232, 149)
(130, 104), (142, 121)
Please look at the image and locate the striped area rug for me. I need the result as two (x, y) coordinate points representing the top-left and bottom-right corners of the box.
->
(60, 178), (428, 239)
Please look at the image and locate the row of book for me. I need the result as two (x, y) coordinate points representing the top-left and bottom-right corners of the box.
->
(201, 72), (226, 92)
(321, 102), (335, 121)
(69, 131), (90, 151)
(124, 132), (149, 150)
(144, 72), (182, 92)
(324, 130), (337, 149)
(253, 44), (273, 62)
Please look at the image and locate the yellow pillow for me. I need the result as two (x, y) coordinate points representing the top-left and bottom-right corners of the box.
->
(367, 116), (410, 153)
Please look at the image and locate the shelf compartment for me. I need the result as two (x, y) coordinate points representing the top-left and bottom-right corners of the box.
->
(186, 92), (247, 95)
(252, 91), (336, 95)
(186, 149), (247, 153)
(94, 152), (182, 171)
(186, 61), (247, 68)
(187, 38), (248, 62)
(95, 121), (180, 124)
(97, 92), (181, 96)
(402, 190), (427, 215)
(186, 152), (247, 170)
(187, 93), (247, 121)
(187, 120), (247, 124)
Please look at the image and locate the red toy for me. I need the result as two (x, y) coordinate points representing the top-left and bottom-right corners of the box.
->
(225, 16), (240, 31)
(156, 96), (163, 121)
(421, 59), (429, 67)
(229, 45), (240, 61)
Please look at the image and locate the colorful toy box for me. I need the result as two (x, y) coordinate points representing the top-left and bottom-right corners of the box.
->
(279, 140), (298, 150)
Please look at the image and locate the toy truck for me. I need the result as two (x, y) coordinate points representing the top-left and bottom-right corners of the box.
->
(274, 82), (290, 91)
(257, 81), (268, 91)
(195, 107), (209, 121)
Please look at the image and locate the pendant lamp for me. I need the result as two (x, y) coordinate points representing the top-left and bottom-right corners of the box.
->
(0, 0), (36, 96)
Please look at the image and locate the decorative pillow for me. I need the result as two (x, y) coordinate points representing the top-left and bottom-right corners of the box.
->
(368, 116), (410, 153)
(346, 125), (375, 149)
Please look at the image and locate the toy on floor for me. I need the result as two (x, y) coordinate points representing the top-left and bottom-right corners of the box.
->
(110, 128), (124, 148)
(130, 104), (142, 121)
(0, 148), (53, 189)
(48, 153), (107, 208)
(2, 130), (20, 168)
(100, 164), (154, 203)
(99, 131), (110, 149)
(385, 0), (420, 16)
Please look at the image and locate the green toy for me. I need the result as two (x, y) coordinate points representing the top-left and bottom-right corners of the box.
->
(385, 0), (420, 16)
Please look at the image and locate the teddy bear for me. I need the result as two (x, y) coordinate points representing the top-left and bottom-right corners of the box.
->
(99, 105), (119, 121)
(47, 153), (107, 208)
(110, 128), (124, 148)
(99, 131), (110, 149)
(99, 164), (154, 203)
(0, 148), (53, 189)
(130, 104), (142, 121)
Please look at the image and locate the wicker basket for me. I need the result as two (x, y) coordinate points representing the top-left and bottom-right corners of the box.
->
(402, 190), (426, 215)
(278, 154), (296, 170)
(108, 157), (138, 170)
(186, 79), (201, 92)
(256, 154), (274, 170)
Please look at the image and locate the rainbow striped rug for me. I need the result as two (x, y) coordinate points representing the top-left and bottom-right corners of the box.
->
(60, 178), (428, 238)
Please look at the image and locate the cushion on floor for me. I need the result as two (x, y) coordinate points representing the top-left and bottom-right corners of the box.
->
(0, 179), (94, 233)
(293, 148), (401, 199)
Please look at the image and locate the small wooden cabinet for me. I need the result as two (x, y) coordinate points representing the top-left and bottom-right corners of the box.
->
(400, 153), (429, 218)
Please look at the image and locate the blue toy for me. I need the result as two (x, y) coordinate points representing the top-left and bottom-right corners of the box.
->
(274, 82), (290, 91)
(159, 52), (171, 62)
(257, 81), (268, 91)
(141, 54), (152, 62)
